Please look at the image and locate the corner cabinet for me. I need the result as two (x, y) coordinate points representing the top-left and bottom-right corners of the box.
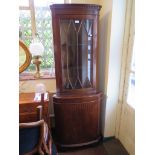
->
(50, 4), (102, 148)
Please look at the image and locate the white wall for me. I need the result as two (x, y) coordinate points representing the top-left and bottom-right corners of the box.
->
(98, 0), (113, 137)
(99, 0), (127, 137)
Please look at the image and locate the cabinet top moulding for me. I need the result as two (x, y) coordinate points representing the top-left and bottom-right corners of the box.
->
(50, 4), (101, 15)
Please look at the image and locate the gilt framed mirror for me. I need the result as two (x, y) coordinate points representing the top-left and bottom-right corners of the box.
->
(19, 40), (32, 73)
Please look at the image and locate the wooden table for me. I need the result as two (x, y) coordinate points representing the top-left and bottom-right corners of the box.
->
(19, 93), (50, 128)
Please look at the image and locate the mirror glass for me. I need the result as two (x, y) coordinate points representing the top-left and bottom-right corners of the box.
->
(19, 40), (32, 73)
(19, 45), (26, 68)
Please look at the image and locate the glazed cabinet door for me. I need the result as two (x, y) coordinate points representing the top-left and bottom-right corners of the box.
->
(52, 14), (98, 92)
(60, 18), (95, 90)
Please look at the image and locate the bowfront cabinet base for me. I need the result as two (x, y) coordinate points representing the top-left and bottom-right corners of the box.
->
(53, 92), (102, 147)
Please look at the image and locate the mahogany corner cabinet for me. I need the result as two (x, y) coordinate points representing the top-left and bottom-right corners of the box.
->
(50, 4), (103, 148)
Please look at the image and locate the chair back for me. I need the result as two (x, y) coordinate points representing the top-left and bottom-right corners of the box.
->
(19, 105), (44, 155)
(19, 120), (44, 155)
(19, 103), (54, 155)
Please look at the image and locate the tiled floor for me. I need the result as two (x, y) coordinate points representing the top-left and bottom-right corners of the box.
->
(58, 139), (129, 155)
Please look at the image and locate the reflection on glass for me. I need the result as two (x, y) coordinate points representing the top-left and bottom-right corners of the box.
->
(60, 19), (93, 89)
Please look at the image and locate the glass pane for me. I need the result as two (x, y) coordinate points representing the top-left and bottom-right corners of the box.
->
(34, 0), (48, 7)
(60, 19), (93, 89)
(19, 10), (32, 44)
(19, 0), (29, 7)
(19, 10), (34, 72)
(80, 20), (93, 88)
(60, 20), (77, 89)
(35, 5), (54, 72)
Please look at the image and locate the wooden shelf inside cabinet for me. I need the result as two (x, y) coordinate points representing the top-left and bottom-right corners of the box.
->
(50, 4), (103, 148)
